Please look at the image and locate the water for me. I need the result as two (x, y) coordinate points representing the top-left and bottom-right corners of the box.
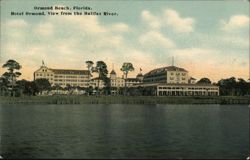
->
(0, 104), (249, 159)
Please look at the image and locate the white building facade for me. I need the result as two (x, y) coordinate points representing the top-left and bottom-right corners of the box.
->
(34, 65), (91, 88)
(143, 66), (190, 84)
(90, 78), (105, 89)
(134, 65), (219, 96)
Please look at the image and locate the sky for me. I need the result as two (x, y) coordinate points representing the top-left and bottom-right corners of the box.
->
(0, 0), (249, 82)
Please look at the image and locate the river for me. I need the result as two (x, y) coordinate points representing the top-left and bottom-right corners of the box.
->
(0, 104), (249, 159)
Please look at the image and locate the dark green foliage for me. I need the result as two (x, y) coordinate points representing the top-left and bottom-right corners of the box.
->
(86, 60), (110, 95)
(120, 62), (134, 95)
(0, 76), (8, 87)
(95, 61), (108, 80)
(51, 84), (63, 90)
(2, 59), (22, 71)
(1, 59), (22, 96)
(16, 78), (50, 96)
(86, 86), (93, 95)
(197, 78), (212, 84)
(0, 77), (9, 96)
(34, 78), (51, 93)
(217, 77), (250, 96)
(16, 79), (38, 96)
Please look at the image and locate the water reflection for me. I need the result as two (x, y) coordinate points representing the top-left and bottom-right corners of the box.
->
(0, 104), (249, 159)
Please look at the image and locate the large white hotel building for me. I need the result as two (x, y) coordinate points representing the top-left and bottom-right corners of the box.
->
(134, 65), (219, 96)
(33, 63), (219, 96)
(34, 64), (91, 88)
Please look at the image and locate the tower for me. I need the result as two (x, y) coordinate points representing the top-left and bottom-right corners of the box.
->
(136, 68), (144, 81)
(110, 64), (116, 79)
(172, 57), (174, 66)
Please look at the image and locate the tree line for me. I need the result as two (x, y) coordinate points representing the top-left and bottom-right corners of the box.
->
(0, 59), (135, 96)
(1, 59), (249, 97)
(196, 77), (250, 96)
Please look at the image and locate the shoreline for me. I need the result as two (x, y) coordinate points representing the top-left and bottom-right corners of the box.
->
(0, 96), (249, 105)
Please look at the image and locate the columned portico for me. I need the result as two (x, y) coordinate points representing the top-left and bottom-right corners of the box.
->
(156, 84), (219, 96)
(131, 83), (219, 96)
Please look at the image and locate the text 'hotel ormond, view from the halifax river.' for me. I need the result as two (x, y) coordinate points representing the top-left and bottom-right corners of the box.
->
(34, 62), (219, 96)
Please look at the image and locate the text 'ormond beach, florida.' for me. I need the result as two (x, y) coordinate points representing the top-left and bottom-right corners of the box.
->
(10, 5), (118, 16)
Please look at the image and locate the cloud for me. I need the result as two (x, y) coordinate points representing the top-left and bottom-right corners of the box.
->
(34, 22), (54, 36)
(6, 19), (28, 28)
(2, 19), (29, 39)
(50, 15), (107, 34)
(141, 9), (195, 33)
(220, 36), (249, 48)
(109, 23), (130, 32)
(141, 10), (161, 29)
(172, 48), (218, 57)
(1, 15), (135, 80)
(164, 9), (195, 33)
(1, 9), (248, 82)
(139, 31), (175, 48)
(220, 15), (250, 32)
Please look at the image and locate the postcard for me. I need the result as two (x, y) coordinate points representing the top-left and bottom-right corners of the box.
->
(0, 0), (249, 159)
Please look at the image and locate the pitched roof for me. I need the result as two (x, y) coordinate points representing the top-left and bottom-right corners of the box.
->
(165, 66), (187, 72)
(51, 69), (90, 75)
(136, 73), (143, 77)
(110, 70), (116, 74)
(131, 82), (219, 88)
(144, 65), (188, 77)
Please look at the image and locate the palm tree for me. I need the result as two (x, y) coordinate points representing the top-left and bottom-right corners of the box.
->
(86, 61), (94, 72)
(2, 59), (22, 96)
(85, 60), (108, 96)
(120, 62), (134, 96)
(94, 61), (108, 95)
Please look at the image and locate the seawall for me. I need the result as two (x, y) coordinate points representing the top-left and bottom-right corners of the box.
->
(0, 96), (249, 105)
